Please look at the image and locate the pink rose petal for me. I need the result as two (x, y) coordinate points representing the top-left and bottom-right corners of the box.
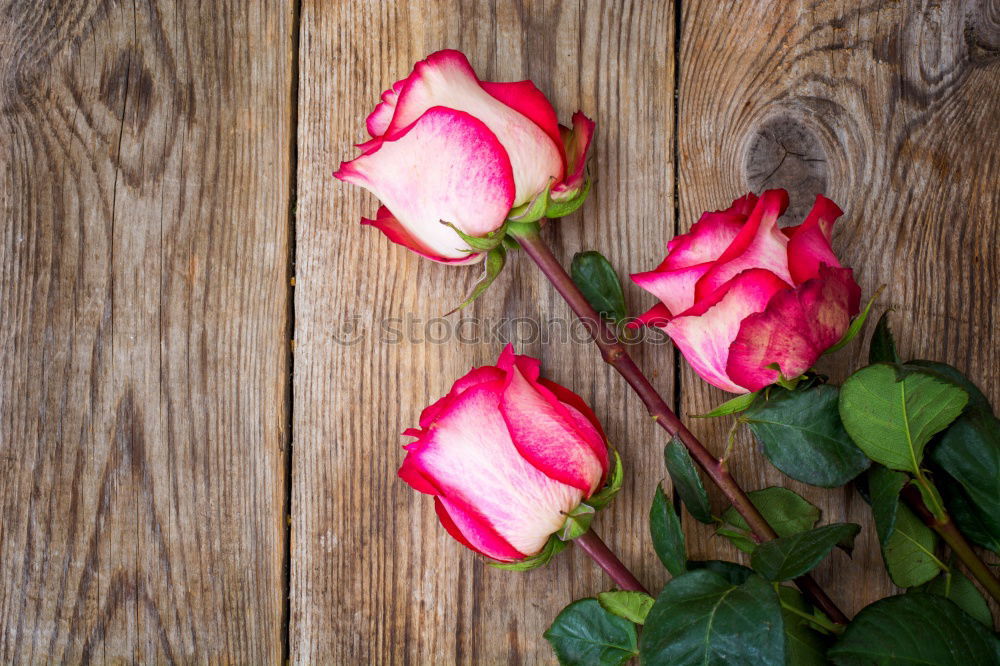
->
(694, 189), (793, 300)
(666, 269), (791, 393)
(727, 265), (862, 390)
(335, 106), (515, 260)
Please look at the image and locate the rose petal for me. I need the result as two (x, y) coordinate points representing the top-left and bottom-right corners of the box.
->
(361, 206), (483, 265)
(414, 362), (507, 429)
(435, 496), (526, 562)
(495, 342), (542, 382)
(551, 112), (596, 199)
(401, 382), (584, 557)
(661, 194), (757, 270)
(384, 49), (562, 205)
(727, 265), (862, 391)
(786, 194), (844, 284)
(538, 378), (610, 480)
(366, 77), (408, 138)
(626, 302), (673, 329)
(500, 362), (607, 495)
(335, 106), (515, 260)
(481, 80), (565, 167)
(666, 269), (791, 393)
(631, 262), (712, 316)
(694, 189), (793, 300)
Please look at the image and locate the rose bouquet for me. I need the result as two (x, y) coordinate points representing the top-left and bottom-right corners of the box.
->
(337, 50), (999, 664)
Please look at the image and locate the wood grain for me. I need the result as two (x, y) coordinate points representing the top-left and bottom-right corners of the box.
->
(676, 0), (1000, 616)
(292, 0), (674, 662)
(0, 1), (293, 661)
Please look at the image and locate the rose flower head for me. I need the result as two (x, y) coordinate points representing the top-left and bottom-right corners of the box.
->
(336, 49), (595, 265)
(398, 345), (620, 566)
(631, 190), (861, 393)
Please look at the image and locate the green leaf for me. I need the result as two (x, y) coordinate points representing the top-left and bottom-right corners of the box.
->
(718, 487), (821, 554)
(587, 450), (623, 511)
(663, 437), (713, 524)
(868, 311), (900, 364)
(750, 523), (860, 581)
(937, 472), (1000, 554)
(693, 391), (759, 418)
(839, 363), (969, 473)
(828, 593), (1000, 665)
(744, 384), (871, 487)
(826, 287), (882, 355)
(906, 360), (991, 413)
(778, 587), (833, 666)
(930, 409), (1000, 528)
(868, 465), (908, 543)
(545, 177), (592, 218)
(639, 571), (785, 665)
(489, 533), (568, 571)
(918, 571), (993, 626)
(446, 246), (507, 314)
(545, 598), (638, 666)
(880, 502), (943, 588)
(650, 484), (686, 576)
(685, 560), (754, 585)
(570, 251), (628, 324)
(597, 591), (655, 625)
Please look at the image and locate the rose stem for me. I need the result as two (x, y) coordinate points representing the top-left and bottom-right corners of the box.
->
(575, 529), (650, 595)
(512, 227), (849, 625)
(900, 484), (1000, 602)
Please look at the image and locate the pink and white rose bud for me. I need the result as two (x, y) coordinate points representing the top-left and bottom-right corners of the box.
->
(631, 190), (861, 394)
(336, 49), (595, 264)
(398, 345), (610, 562)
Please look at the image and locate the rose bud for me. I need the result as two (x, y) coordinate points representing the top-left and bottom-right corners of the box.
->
(631, 190), (861, 393)
(335, 49), (595, 265)
(398, 345), (620, 566)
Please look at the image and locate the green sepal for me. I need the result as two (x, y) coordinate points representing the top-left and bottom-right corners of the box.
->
(587, 450), (623, 511)
(559, 503), (597, 541)
(765, 363), (805, 391)
(500, 235), (521, 251)
(693, 390), (759, 418)
(440, 219), (508, 252)
(546, 177), (592, 218)
(489, 533), (568, 571)
(446, 246), (506, 315)
(825, 285), (884, 355)
(507, 184), (551, 223)
(505, 220), (542, 238)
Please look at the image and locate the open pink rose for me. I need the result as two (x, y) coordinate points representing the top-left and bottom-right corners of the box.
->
(631, 190), (861, 393)
(398, 345), (609, 562)
(336, 49), (594, 264)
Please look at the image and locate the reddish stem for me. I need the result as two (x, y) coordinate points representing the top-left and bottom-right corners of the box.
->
(900, 484), (1000, 602)
(513, 227), (849, 625)
(575, 529), (650, 595)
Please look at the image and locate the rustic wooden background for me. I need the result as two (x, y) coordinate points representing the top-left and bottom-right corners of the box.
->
(1, 0), (997, 662)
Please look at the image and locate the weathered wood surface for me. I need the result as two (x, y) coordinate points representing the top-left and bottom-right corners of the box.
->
(677, 0), (1000, 617)
(0, 1), (293, 662)
(2, 0), (998, 662)
(292, 0), (674, 662)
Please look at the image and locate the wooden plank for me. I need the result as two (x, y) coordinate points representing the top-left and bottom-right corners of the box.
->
(292, 0), (674, 661)
(677, 0), (999, 616)
(0, 1), (293, 660)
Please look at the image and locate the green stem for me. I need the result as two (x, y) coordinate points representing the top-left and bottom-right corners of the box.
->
(900, 484), (1000, 602)
(779, 596), (844, 635)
